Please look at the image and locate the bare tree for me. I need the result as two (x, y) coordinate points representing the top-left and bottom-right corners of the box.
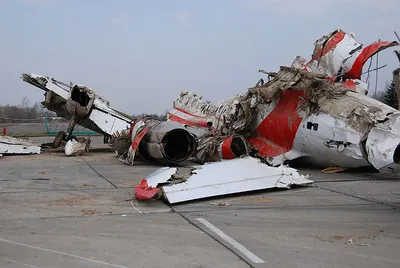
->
(19, 96), (30, 109)
(370, 90), (385, 103)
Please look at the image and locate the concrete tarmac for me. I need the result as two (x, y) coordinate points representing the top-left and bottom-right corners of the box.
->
(0, 149), (399, 268)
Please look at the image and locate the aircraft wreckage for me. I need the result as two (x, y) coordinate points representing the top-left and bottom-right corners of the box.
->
(20, 29), (400, 202)
(0, 135), (41, 156)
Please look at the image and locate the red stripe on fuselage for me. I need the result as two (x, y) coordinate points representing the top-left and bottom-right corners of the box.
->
(344, 41), (397, 79)
(172, 107), (223, 122)
(342, 80), (356, 91)
(132, 128), (149, 152)
(220, 136), (236, 159)
(173, 107), (207, 118)
(168, 113), (211, 128)
(249, 90), (305, 158)
(314, 30), (346, 60)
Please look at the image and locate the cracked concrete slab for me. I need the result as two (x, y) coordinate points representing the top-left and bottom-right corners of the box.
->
(182, 206), (400, 268)
(0, 214), (248, 268)
(172, 187), (375, 213)
(316, 180), (400, 208)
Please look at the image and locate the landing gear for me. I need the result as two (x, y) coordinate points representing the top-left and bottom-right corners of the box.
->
(103, 135), (110, 144)
(52, 131), (66, 148)
(64, 117), (77, 141)
(41, 117), (78, 149)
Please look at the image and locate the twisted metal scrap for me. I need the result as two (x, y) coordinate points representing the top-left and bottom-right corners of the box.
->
(247, 66), (348, 116)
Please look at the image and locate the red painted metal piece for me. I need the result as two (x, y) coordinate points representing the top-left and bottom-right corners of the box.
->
(220, 136), (236, 159)
(2, 127), (6, 136)
(313, 30), (346, 60)
(168, 113), (211, 128)
(131, 127), (149, 152)
(134, 179), (160, 201)
(173, 107), (207, 119)
(129, 119), (141, 137)
(249, 90), (305, 158)
(342, 80), (357, 91)
(344, 41), (398, 79)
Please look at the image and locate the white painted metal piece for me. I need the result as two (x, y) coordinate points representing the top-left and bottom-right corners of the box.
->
(161, 157), (312, 204)
(89, 109), (131, 135)
(145, 167), (178, 187)
(305, 31), (362, 76)
(119, 120), (147, 165)
(64, 139), (86, 156)
(366, 115), (400, 171)
(0, 136), (41, 155)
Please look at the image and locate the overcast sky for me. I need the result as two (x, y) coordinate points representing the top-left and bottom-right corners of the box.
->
(0, 0), (399, 115)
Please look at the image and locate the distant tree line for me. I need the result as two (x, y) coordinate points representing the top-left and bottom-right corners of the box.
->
(132, 111), (168, 121)
(0, 97), (57, 123)
(1, 96), (170, 124)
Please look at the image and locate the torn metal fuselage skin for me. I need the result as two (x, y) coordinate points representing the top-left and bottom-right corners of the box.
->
(296, 29), (399, 81)
(169, 70), (400, 173)
(167, 29), (400, 173)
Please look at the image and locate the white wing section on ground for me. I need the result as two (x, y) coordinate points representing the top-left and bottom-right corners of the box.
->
(161, 157), (313, 204)
(0, 136), (41, 155)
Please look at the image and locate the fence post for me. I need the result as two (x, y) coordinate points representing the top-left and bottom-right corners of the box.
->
(3, 127), (6, 136)
(45, 115), (49, 134)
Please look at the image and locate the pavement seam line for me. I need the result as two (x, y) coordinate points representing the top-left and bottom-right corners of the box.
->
(196, 218), (265, 264)
(81, 158), (117, 188)
(314, 184), (399, 209)
(0, 237), (128, 268)
(130, 200), (143, 213)
(175, 211), (254, 268)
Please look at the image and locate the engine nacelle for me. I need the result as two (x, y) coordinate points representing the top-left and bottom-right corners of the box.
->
(139, 120), (197, 164)
(217, 135), (249, 160)
(116, 120), (197, 165)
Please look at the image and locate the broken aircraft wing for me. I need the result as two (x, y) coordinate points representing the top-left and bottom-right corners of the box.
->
(134, 157), (313, 204)
(0, 136), (41, 155)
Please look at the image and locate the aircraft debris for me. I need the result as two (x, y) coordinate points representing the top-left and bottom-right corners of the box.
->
(212, 201), (232, 206)
(21, 73), (132, 149)
(64, 137), (91, 156)
(113, 119), (196, 165)
(166, 29), (400, 173)
(134, 157), (313, 204)
(0, 136), (41, 155)
(293, 29), (399, 81)
(168, 66), (400, 172)
(20, 28), (400, 173)
(321, 167), (346, 174)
